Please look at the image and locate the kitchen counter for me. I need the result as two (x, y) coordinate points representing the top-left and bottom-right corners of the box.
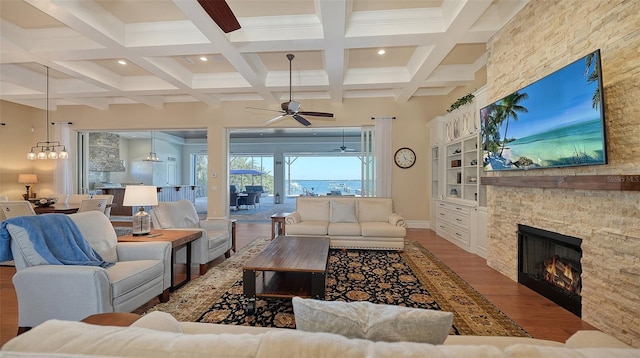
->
(101, 185), (200, 216)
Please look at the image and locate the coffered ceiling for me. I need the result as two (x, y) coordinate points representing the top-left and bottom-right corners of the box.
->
(0, 0), (529, 112)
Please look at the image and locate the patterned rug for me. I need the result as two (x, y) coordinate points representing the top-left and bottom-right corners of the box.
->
(148, 237), (529, 337)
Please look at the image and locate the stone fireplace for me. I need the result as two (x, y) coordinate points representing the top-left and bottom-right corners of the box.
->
(485, 184), (640, 346)
(517, 224), (582, 317)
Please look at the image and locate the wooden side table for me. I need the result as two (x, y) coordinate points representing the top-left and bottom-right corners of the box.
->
(231, 219), (237, 253)
(81, 312), (142, 327)
(270, 212), (290, 239)
(118, 229), (202, 291)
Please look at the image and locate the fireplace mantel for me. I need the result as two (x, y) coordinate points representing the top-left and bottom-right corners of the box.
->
(481, 175), (640, 191)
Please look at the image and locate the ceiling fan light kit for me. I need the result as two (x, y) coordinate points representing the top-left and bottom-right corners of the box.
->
(251, 54), (334, 127)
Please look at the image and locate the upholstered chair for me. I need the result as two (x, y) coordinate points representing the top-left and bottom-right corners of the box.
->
(66, 194), (91, 204)
(91, 194), (114, 217)
(3, 211), (172, 332)
(0, 201), (37, 221)
(150, 199), (232, 275)
(77, 198), (108, 214)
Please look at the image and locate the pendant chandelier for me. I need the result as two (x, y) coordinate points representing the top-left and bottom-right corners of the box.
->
(27, 66), (68, 160)
(143, 131), (163, 162)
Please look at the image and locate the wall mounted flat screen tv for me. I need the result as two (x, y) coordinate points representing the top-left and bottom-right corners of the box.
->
(481, 49), (606, 171)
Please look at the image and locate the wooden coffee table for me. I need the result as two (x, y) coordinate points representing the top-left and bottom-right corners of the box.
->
(242, 235), (330, 314)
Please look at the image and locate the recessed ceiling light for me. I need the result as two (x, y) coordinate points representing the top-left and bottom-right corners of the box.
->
(200, 56), (208, 62)
(377, 49), (386, 55)
(118, 60), (127, 65)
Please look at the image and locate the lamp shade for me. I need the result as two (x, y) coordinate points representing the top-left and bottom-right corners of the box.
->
(18, 174), (38, 184)
(123, 185), (158, 206)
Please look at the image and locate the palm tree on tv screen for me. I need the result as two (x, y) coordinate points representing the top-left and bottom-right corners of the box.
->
(498, 91), (529, 157)
(481, 103), (503, 155)
(584, 53), (600, 110)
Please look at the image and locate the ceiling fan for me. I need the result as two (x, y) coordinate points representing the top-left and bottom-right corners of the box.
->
(197, 0), (241, 33)
(249, 54), (334, 127)
(334, 130), (357, 153)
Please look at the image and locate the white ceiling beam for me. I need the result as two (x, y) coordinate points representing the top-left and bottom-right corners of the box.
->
(25, 0), (125, 47)
(173, 0), (279, 104)
(395, 0), (493, 102)
(318, 0), (347, 104)
(63, 96), (111, 110)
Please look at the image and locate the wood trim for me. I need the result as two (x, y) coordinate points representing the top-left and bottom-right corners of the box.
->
(481, 175), (640, 191)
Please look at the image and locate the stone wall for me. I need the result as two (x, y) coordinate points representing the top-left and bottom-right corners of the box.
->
(485, 0), (640, 347)
(89, 132), (125, 172)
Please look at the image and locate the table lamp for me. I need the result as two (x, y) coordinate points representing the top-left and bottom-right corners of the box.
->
(122, 185), (158, 236)
(18, 174), (38, 200)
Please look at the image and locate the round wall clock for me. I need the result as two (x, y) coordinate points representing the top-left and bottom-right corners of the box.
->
(394, 147), (416, 169)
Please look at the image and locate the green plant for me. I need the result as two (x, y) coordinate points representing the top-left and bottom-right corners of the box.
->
(446, 93), (475, 113)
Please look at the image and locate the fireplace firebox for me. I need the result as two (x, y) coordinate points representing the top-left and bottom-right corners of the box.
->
(518, 225), (582, 317)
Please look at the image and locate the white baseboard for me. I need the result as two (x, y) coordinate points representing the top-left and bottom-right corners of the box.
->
(405, 220), (431, 229)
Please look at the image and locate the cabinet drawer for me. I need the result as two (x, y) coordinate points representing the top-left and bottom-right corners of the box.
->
(450, 212), (470, 227)
(436, 207), (450, 221)
(450, 204), (470, 216)
(435, 219), (450, 238)
(450, 226), (470, 248)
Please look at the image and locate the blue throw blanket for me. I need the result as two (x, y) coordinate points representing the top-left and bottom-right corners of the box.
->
(0, 214), (114, 268)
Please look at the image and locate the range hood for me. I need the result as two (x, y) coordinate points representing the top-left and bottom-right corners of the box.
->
(89, 133), (126, 172)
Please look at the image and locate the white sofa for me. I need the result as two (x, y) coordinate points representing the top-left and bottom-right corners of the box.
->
(285, 197), (406, 250)
(1, 311), (636, 357)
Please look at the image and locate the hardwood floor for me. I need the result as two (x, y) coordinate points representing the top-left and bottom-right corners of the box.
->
(0, 223), (595, 347)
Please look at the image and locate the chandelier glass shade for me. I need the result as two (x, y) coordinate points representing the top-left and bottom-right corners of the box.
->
(27, 66), (68, 160)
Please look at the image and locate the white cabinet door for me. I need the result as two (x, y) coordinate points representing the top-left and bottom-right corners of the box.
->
(474, 207), (488, 259)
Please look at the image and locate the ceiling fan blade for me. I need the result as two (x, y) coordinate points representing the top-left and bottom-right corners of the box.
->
(246, 106), (284, 114)
(197, 0), (241, 33)
(293, 114), (312, 126)
(263, 114), (286, 125)
(298, 111), (334, 118)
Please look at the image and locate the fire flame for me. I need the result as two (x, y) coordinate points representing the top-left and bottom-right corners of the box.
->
(544, 256), (579, 293)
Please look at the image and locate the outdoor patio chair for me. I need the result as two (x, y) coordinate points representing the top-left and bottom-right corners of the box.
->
(230, 192), (239, 210)
(238, 192), (259, 210)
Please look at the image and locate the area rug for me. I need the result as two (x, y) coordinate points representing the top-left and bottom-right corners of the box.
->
(148, 237), (529, 337)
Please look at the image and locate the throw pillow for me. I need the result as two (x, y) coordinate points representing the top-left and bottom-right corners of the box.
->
(6, 224), (49, 266)
(292, 297), (453, 344)
(297, 199), (330, 222)
(131, 311), (183, 333)
(330, 200), (357, 223)
(358, 199), (393, 222)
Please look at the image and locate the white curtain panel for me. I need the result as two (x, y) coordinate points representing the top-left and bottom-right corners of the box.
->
(373, 117), (394, 197)
(53, 123), (73, 196)
(360, 126), (375, 197)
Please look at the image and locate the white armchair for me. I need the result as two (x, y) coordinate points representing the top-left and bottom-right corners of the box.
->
(4, 211), (172, 333)
(150, 199), (232, 275)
